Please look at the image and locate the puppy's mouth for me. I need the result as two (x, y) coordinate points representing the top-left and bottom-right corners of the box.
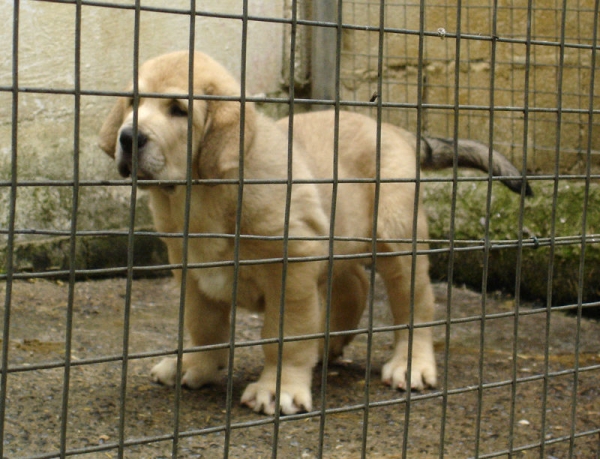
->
(117, 161), (135, 179)
(117, 162), (175, 193)
(117, 162), (152, 180)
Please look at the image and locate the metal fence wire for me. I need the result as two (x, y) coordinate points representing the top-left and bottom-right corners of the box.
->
(1, 0), (599, 458)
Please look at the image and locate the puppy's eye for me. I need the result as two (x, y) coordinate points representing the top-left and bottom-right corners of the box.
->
(169, 102), (188, 117)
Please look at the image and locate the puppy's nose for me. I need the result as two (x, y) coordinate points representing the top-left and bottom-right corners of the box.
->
(117, 127), (149, 177)
(119, 127), (148, 155)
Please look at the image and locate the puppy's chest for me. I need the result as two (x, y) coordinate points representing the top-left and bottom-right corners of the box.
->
(188, 239), (264, 311)
(193, 266), (264, 311)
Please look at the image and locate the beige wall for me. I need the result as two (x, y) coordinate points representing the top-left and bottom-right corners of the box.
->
(339, 0), (599, 175)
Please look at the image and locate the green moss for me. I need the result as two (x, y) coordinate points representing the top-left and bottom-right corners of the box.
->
(1, 231), (168, 278)
(424, 177), (600, 313)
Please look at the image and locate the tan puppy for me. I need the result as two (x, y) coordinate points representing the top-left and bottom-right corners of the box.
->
(99, 51), (529, 415)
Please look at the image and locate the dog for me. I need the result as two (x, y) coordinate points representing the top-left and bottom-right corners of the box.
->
(99, 50), (530, 415)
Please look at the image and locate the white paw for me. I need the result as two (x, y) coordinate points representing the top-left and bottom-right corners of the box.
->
(381, 347), (437, 391)
(241, 377), (312, 415)
(151, 357), (179, 387)
(150, 356), (221, 389)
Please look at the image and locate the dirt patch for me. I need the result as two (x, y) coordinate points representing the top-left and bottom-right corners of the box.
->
(1, 276), (598, 458)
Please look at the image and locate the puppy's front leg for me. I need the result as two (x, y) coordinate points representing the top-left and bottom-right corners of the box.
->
(151, 276), (230, 388)
(241, 264), (320, 415)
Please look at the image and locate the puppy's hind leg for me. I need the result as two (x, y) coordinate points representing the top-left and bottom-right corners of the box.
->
(377, 253), (437, 391)
(319, 261), (368, 361)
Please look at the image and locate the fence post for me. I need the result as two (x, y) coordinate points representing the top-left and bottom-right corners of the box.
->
(311, 0), (337, 109)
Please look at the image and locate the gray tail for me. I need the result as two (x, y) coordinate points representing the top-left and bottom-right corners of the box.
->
(420, 137), (533, 196)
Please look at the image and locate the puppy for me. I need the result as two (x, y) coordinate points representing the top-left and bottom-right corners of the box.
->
(99, 51), (530, 415)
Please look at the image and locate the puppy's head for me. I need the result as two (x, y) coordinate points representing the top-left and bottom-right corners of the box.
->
(99, 51), (254, 184)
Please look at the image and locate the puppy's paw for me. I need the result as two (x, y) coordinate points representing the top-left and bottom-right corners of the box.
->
(150, 356), (221, 389)
(151, 357), (179, 387)
(241, 377), (312, 415)
(381, 348), (437, 391)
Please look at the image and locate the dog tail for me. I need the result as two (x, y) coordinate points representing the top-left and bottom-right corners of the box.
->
(419, 137), (533, 196)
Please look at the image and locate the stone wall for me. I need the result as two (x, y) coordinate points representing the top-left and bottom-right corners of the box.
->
(337, 0), (599, 175)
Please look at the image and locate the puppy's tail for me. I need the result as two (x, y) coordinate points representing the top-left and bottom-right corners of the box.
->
(420, 137), (533, 196)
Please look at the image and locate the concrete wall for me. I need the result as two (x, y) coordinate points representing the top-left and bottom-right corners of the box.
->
(0, 0), (284, 240)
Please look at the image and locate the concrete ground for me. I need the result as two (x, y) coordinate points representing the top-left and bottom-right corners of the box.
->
(1, 276), (598, 458)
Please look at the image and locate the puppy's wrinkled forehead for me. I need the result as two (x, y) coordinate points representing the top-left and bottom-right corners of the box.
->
(135, 78), (187, 98)
(136, 70), (189, 96)
(127, 54), (194, 99)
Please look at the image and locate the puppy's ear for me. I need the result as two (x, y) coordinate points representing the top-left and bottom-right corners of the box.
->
(99, 98), (127, 157)
(198, 97), (256, 179)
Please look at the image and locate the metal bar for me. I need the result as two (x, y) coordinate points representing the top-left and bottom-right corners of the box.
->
(538, 0), (570, 456)
(271, 0), (296, 451)
(5, 234), (600, 285)
(473, 0), (501, 455)
(223, 1), (249, 456)
(7, 347), (599, 394)
(317, 0), (344, 455)
(0, 2), (20, 458)
(168, 3), (198, 457)
(568, 0), (599, 455)
(113, 1), (143, 457)
(27, 0), (600, 53)
(57, 1), (83, 457)
(506, 0), (535, 454)
(3, 83), (600, 117)
(18, 421), (600, 459)
(311, 0), (337, 107)
(438, 0), (465, 454)
(399, 0), (430, 454)
(359, 0), (384, 455)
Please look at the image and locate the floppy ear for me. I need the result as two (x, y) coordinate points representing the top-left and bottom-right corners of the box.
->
(198, 97), (256, 179)
(99, 98), (127, 157)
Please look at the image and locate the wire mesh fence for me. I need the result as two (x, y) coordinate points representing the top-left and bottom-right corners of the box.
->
(1, 0), (599, 458)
